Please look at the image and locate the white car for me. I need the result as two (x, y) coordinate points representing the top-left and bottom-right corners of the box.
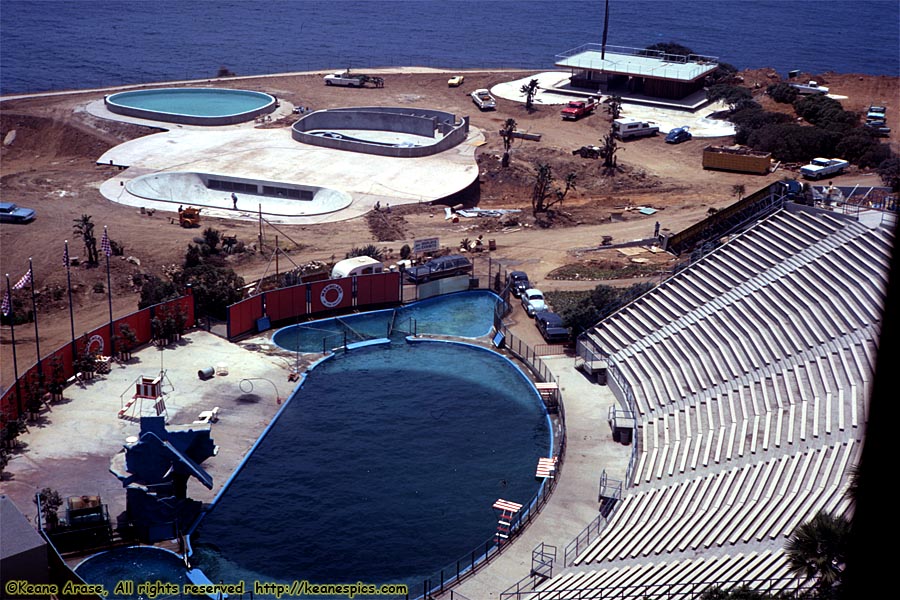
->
(521, 288), (547, 317)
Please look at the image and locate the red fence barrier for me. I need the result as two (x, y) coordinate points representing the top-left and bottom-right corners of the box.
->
(309, 279), (353, 314)
(265, 286), (308, 323)
(1, 294), (194, 420)
(225, 272), (402, 340)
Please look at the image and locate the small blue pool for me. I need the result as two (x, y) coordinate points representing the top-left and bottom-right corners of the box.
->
(105, 87), (276, 125)
(272, 290), (502, 353)
(190, 339), (550, 596)
(74, 546), (190, 599)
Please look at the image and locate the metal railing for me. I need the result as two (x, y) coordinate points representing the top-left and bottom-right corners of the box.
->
(411, 328), (568, 600)
(497, 575), (816, 600)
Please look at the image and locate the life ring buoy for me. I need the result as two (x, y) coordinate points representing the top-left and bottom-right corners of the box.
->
(320, 283), (344, 309)
(87, 334), (105, 355)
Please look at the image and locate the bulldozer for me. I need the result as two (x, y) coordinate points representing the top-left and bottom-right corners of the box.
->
(179, 206), (201, 228)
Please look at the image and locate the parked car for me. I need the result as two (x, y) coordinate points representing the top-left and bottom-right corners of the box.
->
(448, 75), (465, 88)
(665, 126), (692, 144)
(404, 254), (472, 283)
(534, 310), (570, 343)
(506, 271), (530, 297)
(521, 288), (547, 317)
(0, 202), (36, 224)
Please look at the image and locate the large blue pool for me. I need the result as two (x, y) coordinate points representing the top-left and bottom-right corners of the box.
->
(105, 87), (276, 125)
(190, 339), (550, 597)
(273, 290), (501, 353)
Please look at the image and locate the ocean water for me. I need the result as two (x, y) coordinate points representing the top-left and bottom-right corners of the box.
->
(1, 0), (897, 96)
(191, 341), (549, 595)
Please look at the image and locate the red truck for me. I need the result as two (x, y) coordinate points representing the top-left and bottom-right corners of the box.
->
(560, 97), (599, 120)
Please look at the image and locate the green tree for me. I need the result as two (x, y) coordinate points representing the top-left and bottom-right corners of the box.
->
(706, 84), (753, 110)
(604, 95), (623, 120)
(202, 227), (222, 254)
(346, 244), (385, 261)
(520, 79), (539, 111)
(500, 118), (517, 167)
(73, 214), (99, 266)
(766, 82), (799, 104)
(34, 487), (63, 529)
(786, 511), (850, 595)
(600, 130), (620, 171)
(876, 156), (900, 192)
(732, 184), (746, 201)
(138, 274), (180, 309)
(531, 163), (576, 217)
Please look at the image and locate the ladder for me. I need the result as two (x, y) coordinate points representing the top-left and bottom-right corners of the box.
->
(493, 498), (523, 545)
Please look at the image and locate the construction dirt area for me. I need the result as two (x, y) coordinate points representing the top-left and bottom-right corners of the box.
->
(1, 67), (897, 383)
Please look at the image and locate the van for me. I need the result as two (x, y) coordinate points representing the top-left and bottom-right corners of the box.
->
(331, 256), (384, 279)
(404, 254), (472, 283)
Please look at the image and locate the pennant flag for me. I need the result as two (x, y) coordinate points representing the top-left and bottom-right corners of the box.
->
(101, 228), (111, 257)
(1, 290), (9, 316)
(13, 267), (32, 290)
(64, 242), (69, 268)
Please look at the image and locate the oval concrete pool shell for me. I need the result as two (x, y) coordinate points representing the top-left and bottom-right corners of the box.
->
(125, 171), (352, 216)
(105, 87), (276, 126)
(293, 106), (469, 157)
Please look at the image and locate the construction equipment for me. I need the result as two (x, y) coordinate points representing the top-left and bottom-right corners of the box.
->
(179, 206), (201, 228)
(573, 145), (602, 159)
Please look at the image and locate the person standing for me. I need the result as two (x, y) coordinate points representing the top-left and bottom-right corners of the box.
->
(232, 192), (238, 210)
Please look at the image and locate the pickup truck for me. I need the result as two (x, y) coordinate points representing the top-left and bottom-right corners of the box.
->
(800, 157), (849, 180)
(790, 80), (829, 95)
(612, 118), (660, 140)
(560, 97), (598, 120)
(471, 89), (496, 110)
(324, 71), (384, 88)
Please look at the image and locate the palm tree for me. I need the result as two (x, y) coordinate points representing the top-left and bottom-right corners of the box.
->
(786, 511), (850, 594)
(73, 214), (99, 266)
(520, 79), (539, 111)
(500, 118), (517, 167)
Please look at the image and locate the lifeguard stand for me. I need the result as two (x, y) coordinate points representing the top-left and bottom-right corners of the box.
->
(493, 498), (523, 545)
(119, 372), (172, 421)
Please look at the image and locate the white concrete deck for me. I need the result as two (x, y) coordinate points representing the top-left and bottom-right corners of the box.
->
(89, 100), (482, 225)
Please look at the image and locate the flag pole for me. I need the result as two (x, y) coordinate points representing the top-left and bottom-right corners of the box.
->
(103, 226), (114, 356)
(4, 274), (23, 414)
(28, 257), (43, 384)
(64, 240), (77, 364)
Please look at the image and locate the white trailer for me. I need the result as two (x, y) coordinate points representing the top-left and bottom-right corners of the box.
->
(612, 118), (660, 140)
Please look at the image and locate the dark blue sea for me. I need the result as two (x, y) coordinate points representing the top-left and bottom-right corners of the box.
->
(1, 0), (897, 96)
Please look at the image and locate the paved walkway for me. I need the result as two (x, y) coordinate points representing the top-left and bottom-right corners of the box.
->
(1, 331), (297, 527)
(453, 355), (631, 600)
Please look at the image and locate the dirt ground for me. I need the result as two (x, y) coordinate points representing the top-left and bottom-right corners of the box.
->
(1, 67), (897, 385)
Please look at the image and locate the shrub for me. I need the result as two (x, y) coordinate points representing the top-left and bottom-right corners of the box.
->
(747, 123), (839, 163)
(836, 133), (891, 168)
(138, 274), (180, 309)
(876, 156), (900, 192)
(766, 82), (799, 104)
(706, 84), (753, 109)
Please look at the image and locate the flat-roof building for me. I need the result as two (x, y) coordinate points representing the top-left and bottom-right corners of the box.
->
(555, 44), (720, 100)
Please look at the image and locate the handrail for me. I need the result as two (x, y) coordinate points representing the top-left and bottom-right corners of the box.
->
(411, 329), (567, 600)
(499, 574), (813, 600)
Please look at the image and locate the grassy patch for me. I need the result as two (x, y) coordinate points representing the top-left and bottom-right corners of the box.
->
(547, 260), (663, 280)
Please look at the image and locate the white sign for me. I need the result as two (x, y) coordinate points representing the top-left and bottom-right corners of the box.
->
(413, 237), (440, 254)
